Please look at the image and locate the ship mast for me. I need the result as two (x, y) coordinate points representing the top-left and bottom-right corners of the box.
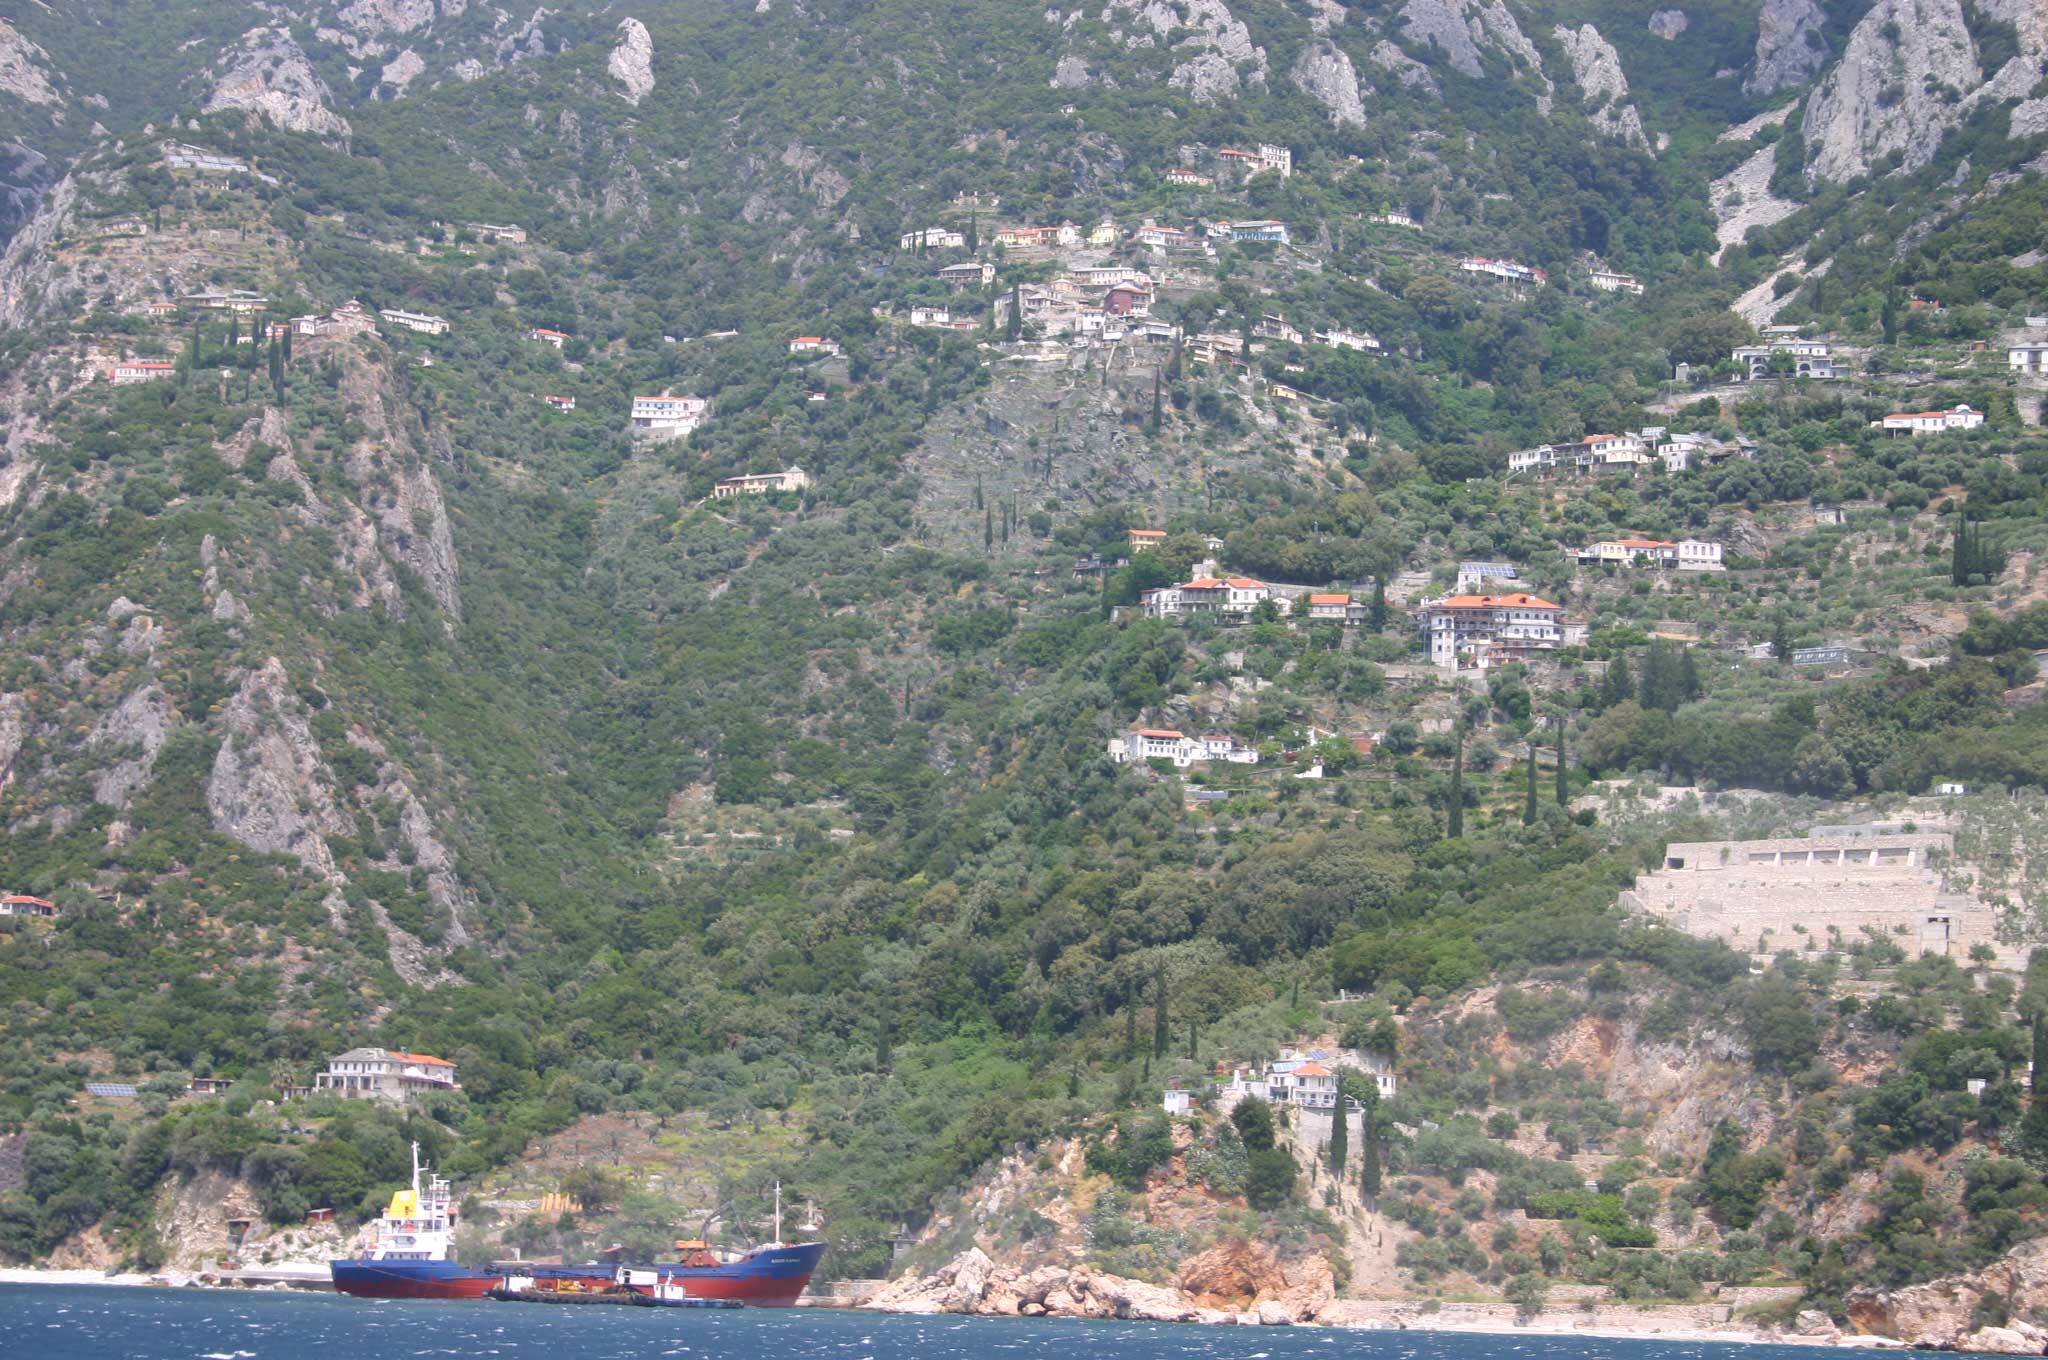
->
(410, 1140), (422, 1198)
(773, 1180), (783, 1247)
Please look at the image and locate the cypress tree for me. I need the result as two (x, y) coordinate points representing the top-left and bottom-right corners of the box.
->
(1771, 614), (1793, 663)
(1679, 648), (1701, 704)
(1447, 723), (1466, 838)
(1359, 1093), (1382, 1201)
(1150, 371), (1162, 432)
(1524, 744), (1539, 825)
(1555, 717), (1569, 806)
(1126, 984), (1138, 1057)
(966, 209), (978, 255)
(984, 508), (993, 552)
(875, 1018), (892, 1073)
(2026, 1014), (2048, 1155)
(1370, 576), (1387, 631)
(1006, 284), (1021, 341)
(1327, 1094), (1348, 1175)
(1153, 965), (1169, 1058)
(1882, 287), (1902, 346)
(1068, 1066), (1080, 1098)
(973, 478), (983, 510)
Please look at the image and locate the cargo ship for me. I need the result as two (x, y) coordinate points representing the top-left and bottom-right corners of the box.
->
(330, 1143), (502, 1299)
(502, 1185), (827, 1307)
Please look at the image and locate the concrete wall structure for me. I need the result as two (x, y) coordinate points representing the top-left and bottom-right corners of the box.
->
(1621, 833), (2023, 968)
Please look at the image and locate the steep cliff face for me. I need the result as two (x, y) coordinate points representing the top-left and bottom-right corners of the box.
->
(1292, 39), (1367, 127)
(207, 658), (351, 879)
(1052, 0), (1269, 104)
(1745, 0), (1828, 96)
(203, 26), (353, 139)
(608, 18), (655, 104)
(0, 20), (60, 107)
(1394, 0), (1551, 108)
(1800, 0), (1979, 184)
(1552, 23), (1647, 148)
(1846, 1236), (2048, 1347)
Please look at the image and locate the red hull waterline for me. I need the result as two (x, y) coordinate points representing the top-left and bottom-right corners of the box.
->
(330, 1268), (501, 1300)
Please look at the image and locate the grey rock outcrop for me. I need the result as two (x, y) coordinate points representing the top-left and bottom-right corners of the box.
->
(204, 27), (352, 138)
(1292, 39), (1367, 127)
(87, 685), (175, 807)
(1745, 0), (1827, 95)
(864, 1246), (1327, 1325)
(1648, 10), (1688, 40)
(336, 0), (440, 36)
(1552, 23), (1647, 147)
(1397, 0), (1550, 108)
(1077, 0), (1266, 104)
(1800, 0), (1979, 184)
(1370, 39), (1438, 92)
(206, 658), (350, 878)
(0, 20), (60, 105)
(608, 19), (655, 104)
(380, 49), (427, 94)
(0, 692), (26, 787)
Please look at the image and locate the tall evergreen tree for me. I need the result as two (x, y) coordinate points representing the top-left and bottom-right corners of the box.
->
(1358, 1089), (1381, 1201)
(1447, 723), (1466, 838)
(2026, 1014), (2048, 1155)
(966, 209), (978, 255)
(1524, 744), (1539, 825)
(875, 1017), (892, 1073)
(1555, 717), (1569, 806)
(984, 508), (993, 552)
(1771, 614), (1793, 663)
(1150, 371), (1162, 433)
(1370, 576), (1388, 631)
(1126, 984), (1138, 1057)
(1153, 964), (1169, 1058)
(1326, 1093), (1348, 1175)
(1679, 648), (1702, 704)
(1882, 286), (1902, 346)
(1600, 653), (1634, 708)
(1006, 284), (1021, 341)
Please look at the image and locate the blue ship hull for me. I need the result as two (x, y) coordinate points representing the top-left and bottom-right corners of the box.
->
(330, 1258), (502, 1299)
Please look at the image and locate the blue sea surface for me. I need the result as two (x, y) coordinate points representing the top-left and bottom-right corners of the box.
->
(0, 1284), (1820, 1360)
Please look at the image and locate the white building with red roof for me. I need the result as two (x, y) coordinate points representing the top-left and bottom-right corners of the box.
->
(1415, 591), (1566, 670)
(107, 360), (176, 385)
(314, 1047), (460, 1105)
(1879, 404), (1984, 435)
(527, 326), (569, 348)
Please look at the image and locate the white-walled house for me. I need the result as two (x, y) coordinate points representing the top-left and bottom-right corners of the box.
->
(631, 392), (709, 438)
(1879, 404), (1984, 435)
(1416, 592), (1566, 670)
(712, 466), (810, 498)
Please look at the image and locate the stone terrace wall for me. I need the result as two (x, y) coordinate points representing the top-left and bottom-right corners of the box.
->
(1622, 833), (2024, 968)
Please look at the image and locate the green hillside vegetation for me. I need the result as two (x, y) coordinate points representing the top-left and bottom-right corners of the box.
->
(6, 0), (2048, 1322)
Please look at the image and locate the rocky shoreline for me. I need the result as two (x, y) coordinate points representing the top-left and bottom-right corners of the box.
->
(857, 1245), (2048, 1354)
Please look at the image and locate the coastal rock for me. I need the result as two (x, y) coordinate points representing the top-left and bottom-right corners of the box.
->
(1552, 23), (1647, 147)
(1959, 1327), (2046, 1355)
(1745, 0), (1827, 95)
(0, 20), (60, 105)
(206, 657), (350, 878)
(204, 27), (352, 138)
(1648, 10), (1688, 40)
(608, 18), (655, 104)
(1845, 1235), (2048, 1348)
(1801, 0), (1979, 184)
(1291, 39), (1367, 127)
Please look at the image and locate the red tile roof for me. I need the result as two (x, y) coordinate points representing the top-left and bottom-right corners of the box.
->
(1432, 593), (1562, 610)
(1293, 1061), (1333, 1077)
(1129, 528), (1167, 538)
(2, 894), (56, 908)
(1225, 578), (1265, 589)
(1308, 593), (1350, 605)
(392, 1052), (454, 1068)
(1136, 728), (1186, 740)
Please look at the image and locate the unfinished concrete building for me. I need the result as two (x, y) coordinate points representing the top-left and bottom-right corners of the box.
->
(1621, 833), (2023, 969)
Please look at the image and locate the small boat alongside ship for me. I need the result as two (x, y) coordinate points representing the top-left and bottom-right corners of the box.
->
(501, 1186), (828, 1306)
(330, 1144), (826, 1306)
(488, 1272), (745, 1308)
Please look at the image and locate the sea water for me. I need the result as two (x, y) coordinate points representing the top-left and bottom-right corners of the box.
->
(0, 1284), (1820, 1360)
